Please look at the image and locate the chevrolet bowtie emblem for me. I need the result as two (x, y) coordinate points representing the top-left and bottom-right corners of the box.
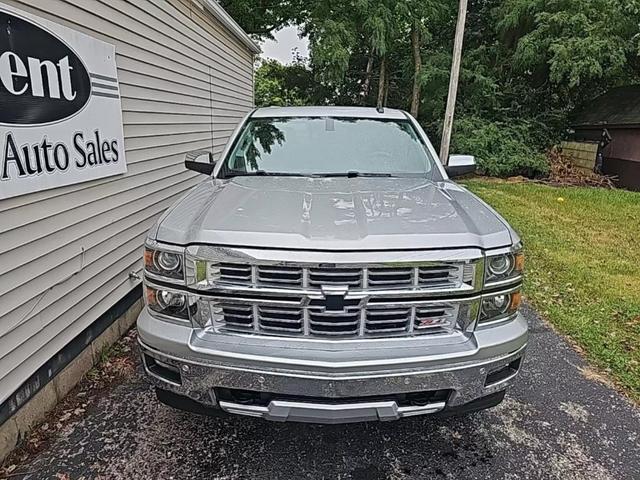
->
(321, 285), (349, 312)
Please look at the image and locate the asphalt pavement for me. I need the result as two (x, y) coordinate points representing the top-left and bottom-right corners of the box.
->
(2, 305), (639, 480)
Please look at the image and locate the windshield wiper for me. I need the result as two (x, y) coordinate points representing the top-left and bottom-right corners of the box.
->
(227, 171), (398, 179)
(226, 170), (311, 178)
(314, 171), (395, 178)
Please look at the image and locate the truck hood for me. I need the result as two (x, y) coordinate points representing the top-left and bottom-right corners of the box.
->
(154, 177), (515, 251)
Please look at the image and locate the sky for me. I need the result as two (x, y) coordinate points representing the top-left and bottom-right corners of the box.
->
(260, 26), (309, 64)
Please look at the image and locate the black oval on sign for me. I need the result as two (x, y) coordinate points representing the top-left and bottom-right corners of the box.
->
(0, 10), (91, 125)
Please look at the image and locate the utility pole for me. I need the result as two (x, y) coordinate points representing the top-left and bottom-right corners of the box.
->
(440, 0), (468, 165)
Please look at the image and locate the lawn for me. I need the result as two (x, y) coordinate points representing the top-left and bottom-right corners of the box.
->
(464, 179), (640, 401)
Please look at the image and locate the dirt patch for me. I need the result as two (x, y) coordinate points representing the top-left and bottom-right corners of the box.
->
(578, 366), (620, 392)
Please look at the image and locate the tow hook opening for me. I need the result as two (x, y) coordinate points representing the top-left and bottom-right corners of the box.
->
(485, 358), (522, 387)
(144, 353), (182, 386)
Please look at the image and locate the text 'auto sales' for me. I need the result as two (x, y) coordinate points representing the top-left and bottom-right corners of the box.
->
(1, 130), (121, 180)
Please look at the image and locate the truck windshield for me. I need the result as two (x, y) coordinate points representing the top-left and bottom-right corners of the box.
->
(219, 117), (439, 179)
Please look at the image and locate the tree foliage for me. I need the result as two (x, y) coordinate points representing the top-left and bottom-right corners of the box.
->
(498, 0), (640, 88)
(452, 116), (550, 178)
(255, 58), (322, 107)
(237, 0), (640, 177)
(218, 0), (306, 39)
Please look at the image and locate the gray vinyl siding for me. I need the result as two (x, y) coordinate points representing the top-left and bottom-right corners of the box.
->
(0, 0), (254, 404)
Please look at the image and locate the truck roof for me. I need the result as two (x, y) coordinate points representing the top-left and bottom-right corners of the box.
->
(251, 106), (409, 120)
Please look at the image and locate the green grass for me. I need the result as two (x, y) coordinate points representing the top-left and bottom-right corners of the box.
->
(464, 179), (640, 401)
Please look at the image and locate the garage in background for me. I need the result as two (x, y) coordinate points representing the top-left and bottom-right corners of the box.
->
(569, 85), (640, 191)
(0, 0), (258, 460)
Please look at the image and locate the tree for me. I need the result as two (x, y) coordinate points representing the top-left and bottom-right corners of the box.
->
(301, 1), (397, 109)
(360, 0), (396, 108)
(222, 0), (640, 177)
(218, 0), (306, 39)
(394, 1), (446, 118)
(303, 1), (446, 113)
(254, 58), (325, 107)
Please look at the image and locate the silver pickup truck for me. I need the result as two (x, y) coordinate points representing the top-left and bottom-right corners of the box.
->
(137, 106), (526, 424)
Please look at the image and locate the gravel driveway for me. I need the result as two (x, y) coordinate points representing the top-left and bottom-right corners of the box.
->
(2, 305), (639, 480)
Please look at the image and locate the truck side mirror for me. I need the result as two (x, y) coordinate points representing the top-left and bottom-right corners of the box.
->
(445, 155), (476, 178)
(185, 150), (216, 176)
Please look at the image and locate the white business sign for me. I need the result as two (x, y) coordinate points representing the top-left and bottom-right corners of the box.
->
(0, 5), (127, 200)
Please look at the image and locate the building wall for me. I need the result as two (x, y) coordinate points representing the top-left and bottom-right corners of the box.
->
(573, 126), (640, 191)
(0, 0), (255, 405)
(601, 128), (640, 191)
(603, 157), (640, 191)
(600, 128), (640, 164)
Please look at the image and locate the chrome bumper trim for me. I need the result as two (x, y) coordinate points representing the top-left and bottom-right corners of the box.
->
(139, 338), (527, 411)
(218, 399), (446, 424)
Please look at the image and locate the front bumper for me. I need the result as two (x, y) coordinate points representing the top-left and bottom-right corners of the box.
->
(137, 308), (527, 423)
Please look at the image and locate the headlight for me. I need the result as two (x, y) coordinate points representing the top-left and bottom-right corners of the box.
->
(485, 249), (524, 286)
(144, 243), (184, 282)
(488, 256), (512, 276)
(156, 251), (181, 271)
(479, 290), (522, 325)
(145, 285), (194, 322)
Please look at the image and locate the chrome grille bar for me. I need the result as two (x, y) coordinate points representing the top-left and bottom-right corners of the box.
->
(201, 298), (466, 339)
(218, 263), (467, 291)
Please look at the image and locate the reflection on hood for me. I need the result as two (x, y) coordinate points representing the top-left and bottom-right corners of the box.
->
(156, 176), (513, 251)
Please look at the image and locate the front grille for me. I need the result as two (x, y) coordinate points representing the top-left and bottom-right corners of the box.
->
(194, 258), (478, 339)
(309, 267), (363, 288)
(221, 305), (253, 329)
(365, 308), (412, 333)
(218, 263), (466, 291)
(257, 266), (302, 287)
(206, 300), (461, 338)
(220, 264), (252, 284)
(418, 266), (459, 287)
(258, 306), (304, 333)
(309, 308), (361, 336)
(368, 268), (413, 288)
